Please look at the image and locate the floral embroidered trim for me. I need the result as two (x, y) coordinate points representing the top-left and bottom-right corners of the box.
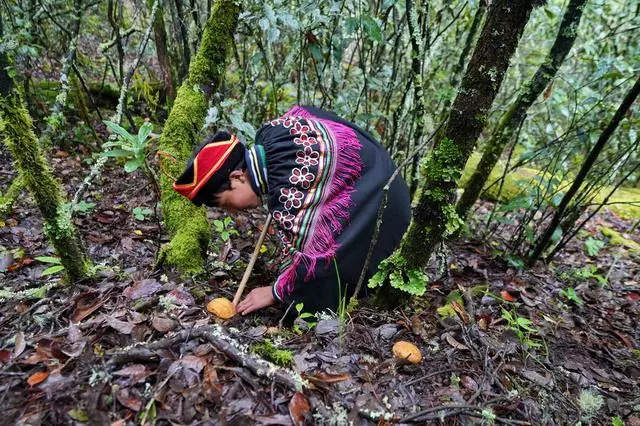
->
(268, 108), (363, 299)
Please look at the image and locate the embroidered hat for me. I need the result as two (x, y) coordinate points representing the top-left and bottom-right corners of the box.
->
(173, 131), (245, 206)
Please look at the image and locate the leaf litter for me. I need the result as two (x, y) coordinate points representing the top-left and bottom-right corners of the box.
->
(0, 144), (638, 425)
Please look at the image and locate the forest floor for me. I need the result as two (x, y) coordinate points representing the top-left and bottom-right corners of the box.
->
(0, 143), (639, 426)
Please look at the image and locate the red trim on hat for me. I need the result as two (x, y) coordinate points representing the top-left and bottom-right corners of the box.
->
(173, 136), (239, 200)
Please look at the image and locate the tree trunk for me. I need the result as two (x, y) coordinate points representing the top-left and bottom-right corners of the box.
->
(0, 12), (91, 283)
(174, 0), (192, 82)
(441, 0), (487, 115)
(157, 0), (240, 273)
(373, 0), (538, 292)
(527, 73), (640, 265)
(149, 0), (176, 105)
(456, 0), (587, 220)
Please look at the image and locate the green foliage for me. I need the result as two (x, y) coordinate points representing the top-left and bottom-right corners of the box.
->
(35, 255), (65, 277)
(578, 389), (604, 421)
(561, 265), (607, 286)
(72, 201), (96, 214)
(559, 286), (584, 305)
(251, 339), (293, 366)
(611, 416), (624, 426)
(291, 302), (317, 334)
(133, 207), (153, 221)
(501, 309), (541, 349)
(101, 121), (154, 173)
(584, 237), (605, 257)
(212, 217), (238, 242)
(369, 250), (427, 296)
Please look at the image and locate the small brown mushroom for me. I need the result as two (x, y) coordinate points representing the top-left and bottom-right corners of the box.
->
(392, 341), (422, 364)
(206, 297), (236, 319)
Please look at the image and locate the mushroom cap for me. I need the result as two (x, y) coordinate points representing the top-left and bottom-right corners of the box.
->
(392, 341), (422, 364)
(206, 297), (236, 319)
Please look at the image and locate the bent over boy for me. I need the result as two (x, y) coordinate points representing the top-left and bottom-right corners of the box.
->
(173, 105), (411, 316)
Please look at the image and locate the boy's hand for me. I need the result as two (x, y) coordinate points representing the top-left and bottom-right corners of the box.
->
(236, 286), (275, 315)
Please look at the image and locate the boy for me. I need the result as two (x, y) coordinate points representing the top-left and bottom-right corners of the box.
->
(173, 106), (411, 316)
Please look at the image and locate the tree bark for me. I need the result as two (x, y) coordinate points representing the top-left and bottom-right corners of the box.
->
(157, 0), (240, 273)
(527, 73), (640, 265)
(441, 0), (487, 115)
(390, 0), (538, 282)
(149, 0), (176, 104)
(0, 11), (90, 283)
(456, 0), (587, 220)
(174, 0), (192, 81)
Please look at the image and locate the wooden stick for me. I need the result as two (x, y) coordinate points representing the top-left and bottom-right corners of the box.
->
(232, 213), (272, 305)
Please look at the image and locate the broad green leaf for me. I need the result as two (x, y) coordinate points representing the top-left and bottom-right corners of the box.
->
(137, 122), (153, 145)
(124, 159), (142, 173)
(101, 149), (132, 158)
(104, 120), (136, 143)
(41, 265), (65, 276)
(362, 16), (382, 42)
(68, 409), (89, 422)
(34, 256), (61, 264)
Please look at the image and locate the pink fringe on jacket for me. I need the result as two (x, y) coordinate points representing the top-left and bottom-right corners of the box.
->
(275, 106), (363, 298)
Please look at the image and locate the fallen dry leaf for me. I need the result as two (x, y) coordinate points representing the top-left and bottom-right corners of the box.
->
(0, 350), (12, 363)
(27, 371), (49, 386)
(13, 331), (25, 358)
(443, 332), (470, 351)
(500, 291), (516, 302)
(116, 388), (142, 412)
(451, 301), (470, 324)
(166, 287), (195, 306)
(151, 315), (176, 332)
(70, 293), (105, 322)
(288, 392), (310, 426)
(304, 372), (351, 385)
(113, 364), (149, 383)
(461, 375), (478, 391)
(104, 315), (135, 334)
(123, 279), (162, 300)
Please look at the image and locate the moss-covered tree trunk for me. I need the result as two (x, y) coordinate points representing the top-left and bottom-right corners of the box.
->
(527, 73), (640, 265)
(373, 0), (538, 292)
(456, 0), (587, 220)
(157, 0), (240, 273)
(0, 12), (90, 283)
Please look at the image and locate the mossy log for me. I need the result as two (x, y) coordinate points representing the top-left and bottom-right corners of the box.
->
(157, 0), (240, 273)
(456, 0), (587, 220)
(0, 38), (91, 282)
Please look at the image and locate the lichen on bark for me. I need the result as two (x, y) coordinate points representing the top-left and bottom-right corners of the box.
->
(157, 0), (240, 273)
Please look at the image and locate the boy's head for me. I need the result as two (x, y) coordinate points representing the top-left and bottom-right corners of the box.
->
(172, 131), (260, 211)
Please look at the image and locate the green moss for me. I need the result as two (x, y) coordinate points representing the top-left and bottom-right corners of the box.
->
(460, 152), (640, 220)
(157, 1), (241, 274)
(157, 85), (214, 273)
(421, 137), (463, 184)
(0, 90), (90, 282)
(599, 226), (640, 256)
(251, 339), (293, 367)
(188, 0), (240, 89)
(0, 174), (25, 216)
(601, 187), (640, 220)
